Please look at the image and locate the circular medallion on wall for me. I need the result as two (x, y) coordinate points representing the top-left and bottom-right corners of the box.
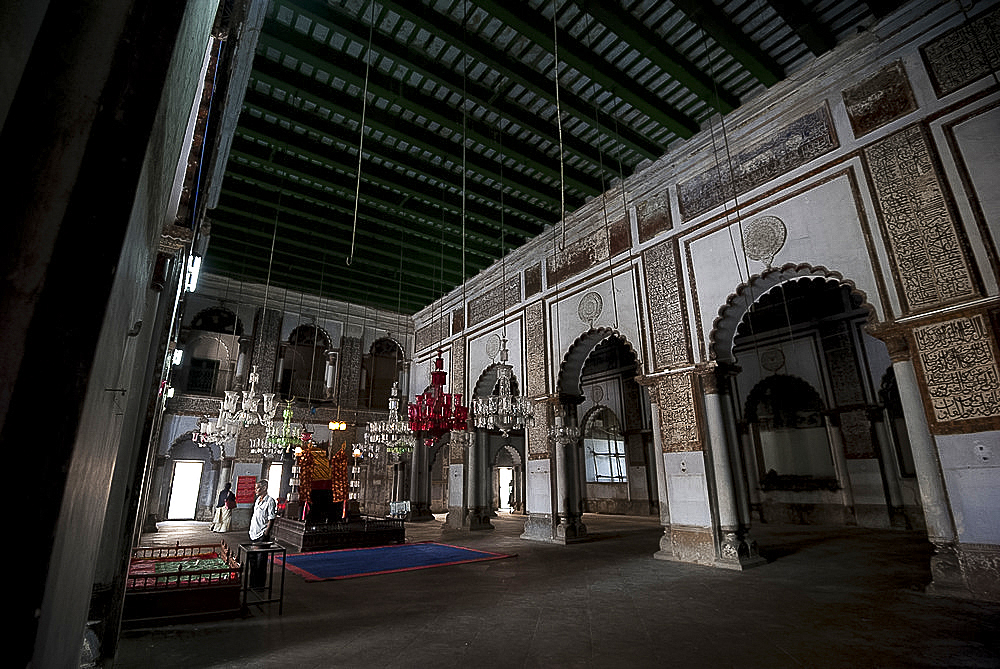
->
(759, 348), (785, 373)
(485, 333), (502, 361)
(743, 215), (787, 267)
(591, 385), (605, 405)
(578, 291), (604, 326)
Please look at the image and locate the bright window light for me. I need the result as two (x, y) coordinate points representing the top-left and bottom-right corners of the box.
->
(185, 254), (202, 292)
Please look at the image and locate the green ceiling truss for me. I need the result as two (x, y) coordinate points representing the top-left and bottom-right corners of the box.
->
(204, 0), (902, 314)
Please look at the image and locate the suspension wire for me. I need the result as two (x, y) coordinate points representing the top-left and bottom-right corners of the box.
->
(551, 0), (568, 249)
(306, 249), (326, 408)
(348, 1), (376, 266)
(584, 11), (620, 331)
(697, 22), (770, 367)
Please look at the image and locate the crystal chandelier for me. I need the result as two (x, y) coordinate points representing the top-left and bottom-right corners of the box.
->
(221, 365), (278, 429)
(192, 415), (239, 445)
(408, 351), (468, 446)
(472, 338), (534, 436)
(549, 413), (581, 445)
(366, 381), (416, 454)
(259, 399), (302, 456)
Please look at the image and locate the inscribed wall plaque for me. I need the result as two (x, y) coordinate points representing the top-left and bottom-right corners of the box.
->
(914, 314), (1000, 423)
(656, 373), (700, 452)
(921, 6), (1000, 97)
(524, 300), (547, 398)
(865, 125), (977, 312)
(545, 218), (631, 287)
(643, 240), (690, 368)
(842, 60), (917, 137)
(637, 193), (672, 243)
(677, 105), (838, 220)
(415, 314), (450, 353)
(467, 275), (521, 328)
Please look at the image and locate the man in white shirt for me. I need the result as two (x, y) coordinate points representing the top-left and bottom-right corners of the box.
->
(247, 478), (277, 589)
(249, 478), (277, 543)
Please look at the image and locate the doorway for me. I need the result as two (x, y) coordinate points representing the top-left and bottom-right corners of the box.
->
(167, 460), (203, 519)
(497, 466), (514, 512)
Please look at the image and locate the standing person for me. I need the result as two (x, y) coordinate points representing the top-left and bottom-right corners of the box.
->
(211, 482), (236, 532)
(248, 479), (277, 588)
(249, 479), (276, 543)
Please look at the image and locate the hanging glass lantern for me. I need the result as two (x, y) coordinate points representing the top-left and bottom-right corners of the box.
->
(472, 339), (534, 437)
(366, 381), (416, 454)
(408, 351), (469, 446)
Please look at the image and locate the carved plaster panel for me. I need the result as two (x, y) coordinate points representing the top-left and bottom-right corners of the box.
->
(656, 373), (701, 452)
(637, 193), (672, 243)
(921, 6), (1000, 97)
(865, 125), (977, 312)
(468, 275), (521, 328)
(677, 104), (838, 220)
(842, 60), (917, 138)
(643, 240), (691, 368)
(415, 314), (450, 353)
(524, 301), (547, 398)
(913, 313), (1000, 425)
(545, 218), (631, 287)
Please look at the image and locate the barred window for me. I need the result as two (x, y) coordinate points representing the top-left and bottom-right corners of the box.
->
(583, 406), (627, 484)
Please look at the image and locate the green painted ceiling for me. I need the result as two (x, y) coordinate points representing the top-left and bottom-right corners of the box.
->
(203, 0), (902, 314)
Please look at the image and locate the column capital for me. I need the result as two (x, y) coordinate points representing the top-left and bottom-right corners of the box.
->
(866, 322), (911, 362)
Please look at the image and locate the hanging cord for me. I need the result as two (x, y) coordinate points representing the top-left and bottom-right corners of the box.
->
(697, 21), (770, 364)
(583, 11), (620, 331)
(551, 0), (568, 249)
(306, 252), (326, 407)
(348, 2), (376, 266)
(461, 0), (469, 344)
(262, 157), (284, 314)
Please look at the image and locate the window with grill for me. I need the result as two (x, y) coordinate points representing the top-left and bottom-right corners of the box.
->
(583, 406), (627, 484)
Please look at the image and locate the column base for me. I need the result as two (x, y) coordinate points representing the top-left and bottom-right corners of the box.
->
(553, 515), (587, 544)
(714, 530), (767, 571)
(462, 507), (495, 531)
(926, 541), (1000, 602)
(407, 503), (435, 522)
(520, 513), (555, 542)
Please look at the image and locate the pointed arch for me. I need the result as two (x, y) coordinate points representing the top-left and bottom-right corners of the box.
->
(709, 263), (876, 363)
(557, 328), (641, 398)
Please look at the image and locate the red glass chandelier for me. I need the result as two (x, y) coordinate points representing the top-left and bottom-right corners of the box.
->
(408, 351), (468, 445)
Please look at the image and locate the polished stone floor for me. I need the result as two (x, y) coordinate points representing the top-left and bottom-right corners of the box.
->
(116, 513), (1000, 669)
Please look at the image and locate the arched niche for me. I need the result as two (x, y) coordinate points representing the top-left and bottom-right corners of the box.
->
(557, 327), (642, 399)
(710, 263), (876, 363)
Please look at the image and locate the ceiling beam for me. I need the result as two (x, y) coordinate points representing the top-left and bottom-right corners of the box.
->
(248, 64), (587, 211)
(470, 0), (701, 137)
(666, 0), (784, 87)
(763, 0), (837, 56)
(324, 0), (669, 158)
(239, 83), (560, 234)
(256, 29), (609, 198)
(576, 0), (741, 113)
(227, 131), (543, 246)
(263, 15), (628, 188)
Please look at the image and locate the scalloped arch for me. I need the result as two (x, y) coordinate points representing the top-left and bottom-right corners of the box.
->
(473, 362), (521, 398)
(709, 263), (876, 363)
(557, 328), (642, 398)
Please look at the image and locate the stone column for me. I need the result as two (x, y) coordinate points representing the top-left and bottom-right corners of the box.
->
(464, 430), (493, 530)
(408, 439), (434, 521)
(699, 363), (765, 570)
(872, 326), (962, 594)
(552, 397), (586, 543)
(646, 383), (672, 559)
(824, 412), (857, 522)
(868, 406), (907, 528)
